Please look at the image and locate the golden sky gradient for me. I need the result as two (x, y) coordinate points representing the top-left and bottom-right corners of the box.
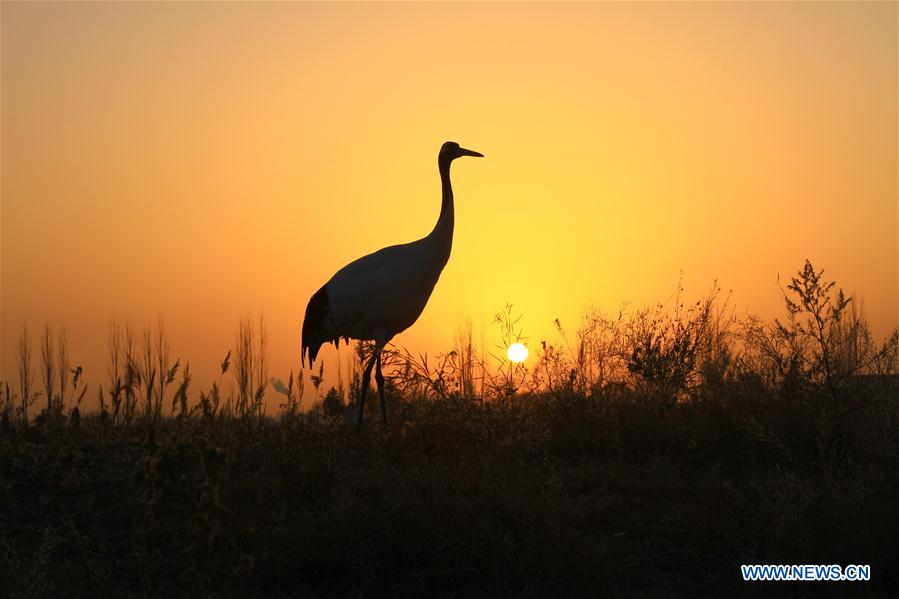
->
(2, 2), (897, 403)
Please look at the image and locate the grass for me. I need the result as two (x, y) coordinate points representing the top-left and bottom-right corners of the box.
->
(1, 260), (897, 598)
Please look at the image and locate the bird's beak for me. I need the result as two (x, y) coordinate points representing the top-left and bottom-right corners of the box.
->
(459, 147), (484, 158)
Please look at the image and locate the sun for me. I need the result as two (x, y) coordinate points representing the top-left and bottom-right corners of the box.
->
(506, 343), (528, 364)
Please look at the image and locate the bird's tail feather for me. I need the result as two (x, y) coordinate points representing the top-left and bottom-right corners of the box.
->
(301, 284), (331, 368)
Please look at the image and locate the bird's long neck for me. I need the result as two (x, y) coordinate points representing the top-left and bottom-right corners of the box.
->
(427, 157), (454, 267)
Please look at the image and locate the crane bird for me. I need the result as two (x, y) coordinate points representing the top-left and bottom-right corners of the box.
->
(301, 141), (484, 432)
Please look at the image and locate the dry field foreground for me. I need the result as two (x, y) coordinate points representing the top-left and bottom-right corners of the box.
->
(2, 263), (897, 598)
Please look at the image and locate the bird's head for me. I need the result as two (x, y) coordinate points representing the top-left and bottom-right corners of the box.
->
(439, 141), (484, 165)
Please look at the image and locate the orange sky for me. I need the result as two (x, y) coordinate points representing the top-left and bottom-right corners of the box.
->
(2, 2), (897, 406)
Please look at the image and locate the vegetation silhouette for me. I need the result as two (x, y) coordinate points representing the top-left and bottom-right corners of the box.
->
(1, 260), (898, 597)
(302, 141), (484, 433)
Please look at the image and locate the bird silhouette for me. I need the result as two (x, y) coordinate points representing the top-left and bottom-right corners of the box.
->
(302, 141), (484, 432)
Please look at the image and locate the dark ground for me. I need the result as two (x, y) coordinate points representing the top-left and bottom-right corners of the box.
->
(1, 390), (897, 599)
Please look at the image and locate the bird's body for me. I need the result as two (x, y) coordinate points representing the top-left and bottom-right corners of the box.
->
(301, 141), (483, 432)
(306, 236), (448, 353)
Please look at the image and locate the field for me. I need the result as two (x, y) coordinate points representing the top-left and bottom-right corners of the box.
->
(2, 262), (898, 598)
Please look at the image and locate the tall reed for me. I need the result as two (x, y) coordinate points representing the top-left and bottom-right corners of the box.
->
(17, 323), (35, 426)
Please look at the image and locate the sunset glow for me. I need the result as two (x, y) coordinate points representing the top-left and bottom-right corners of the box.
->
(2, 2), (896, 404)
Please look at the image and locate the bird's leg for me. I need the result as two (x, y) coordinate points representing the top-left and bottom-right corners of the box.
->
(375, 352), (387, 427)
(355, 352), (377, 434)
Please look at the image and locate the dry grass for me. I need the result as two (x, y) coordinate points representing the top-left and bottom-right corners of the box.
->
(1, 261), (897, 598)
